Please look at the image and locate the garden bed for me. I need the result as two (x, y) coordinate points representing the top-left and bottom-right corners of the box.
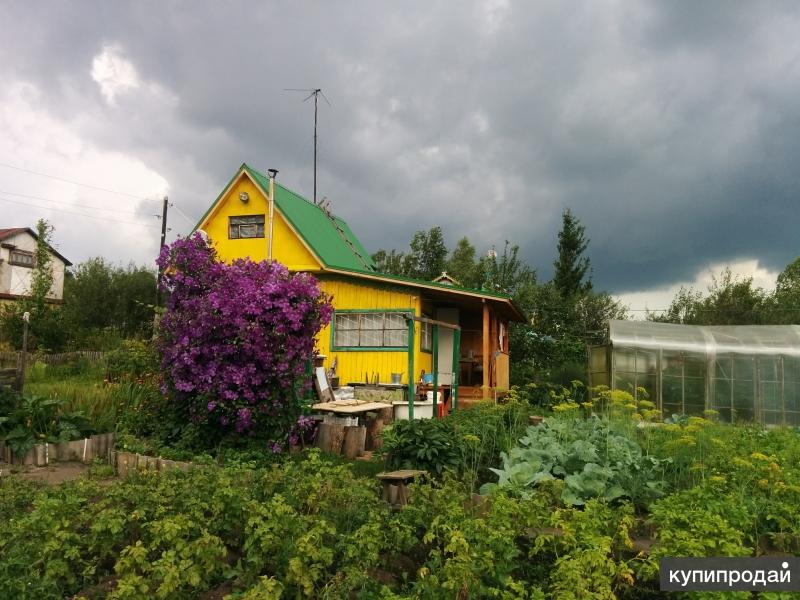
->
(0, 433), (115, 466)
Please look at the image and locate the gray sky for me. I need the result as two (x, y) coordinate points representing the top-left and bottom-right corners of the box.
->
(2, 1), (799, 313)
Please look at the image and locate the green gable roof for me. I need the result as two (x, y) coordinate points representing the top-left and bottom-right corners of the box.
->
(196, 163), (524, 320)
(243, 164), (376, 272)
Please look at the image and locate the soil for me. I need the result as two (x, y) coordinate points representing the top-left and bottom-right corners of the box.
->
(0, 461), (90, 485)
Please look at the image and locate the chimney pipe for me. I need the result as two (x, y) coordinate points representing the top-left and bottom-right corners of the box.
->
(267, 169), (278, 260)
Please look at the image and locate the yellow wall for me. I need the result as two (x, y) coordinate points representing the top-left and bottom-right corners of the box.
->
(201, 174), (321, 270)
(317, 277), (432, 386)
(201, 171), (431, 387)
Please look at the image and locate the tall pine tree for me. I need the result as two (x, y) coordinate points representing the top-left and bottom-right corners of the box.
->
(552, 209), (592, 298)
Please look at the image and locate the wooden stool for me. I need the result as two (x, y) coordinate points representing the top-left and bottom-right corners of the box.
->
(376, 470), (427, 508)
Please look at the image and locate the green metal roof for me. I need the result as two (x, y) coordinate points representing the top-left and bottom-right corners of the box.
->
(196, 163), (524, 320)
(244, 165), (376, 272)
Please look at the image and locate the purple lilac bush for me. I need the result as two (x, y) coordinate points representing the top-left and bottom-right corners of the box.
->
(156, 234), (332, 444)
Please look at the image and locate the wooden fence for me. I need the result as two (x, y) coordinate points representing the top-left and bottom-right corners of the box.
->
(0, 367), (20, 392)
(0, 433), (115, 466)
(0, 350), (105, 368)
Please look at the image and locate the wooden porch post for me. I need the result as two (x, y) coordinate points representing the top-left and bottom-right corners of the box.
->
(407, 316), (415, 420)
(482, 301), (490, 399)
(452, 328), (460, 411)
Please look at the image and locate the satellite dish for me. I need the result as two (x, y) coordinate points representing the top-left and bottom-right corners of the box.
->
(195, 229), (210, 243)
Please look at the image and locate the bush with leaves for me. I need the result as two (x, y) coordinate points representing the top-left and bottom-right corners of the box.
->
(105, 339), (159, 382)
(156, 234), (332, 447)
(380, 402), (531, 482)
(0, 395), (93, 456)
(482, 415), (668, 507)
(380, 418), (462, 475)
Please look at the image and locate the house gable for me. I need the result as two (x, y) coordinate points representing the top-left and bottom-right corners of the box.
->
(196, 170), (322, 270)
(243, 165), (375, 272)
(0, 228), (70, 301)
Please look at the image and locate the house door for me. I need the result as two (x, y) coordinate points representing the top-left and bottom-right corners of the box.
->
(435, 308), (459, 385)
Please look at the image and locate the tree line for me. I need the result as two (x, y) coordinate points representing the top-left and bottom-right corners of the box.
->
(0, 220), (157, 352)
(651, 260), (800, 326)
(372, 210), (627, 385)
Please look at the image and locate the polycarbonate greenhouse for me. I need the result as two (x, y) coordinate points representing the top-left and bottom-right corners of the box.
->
(589, 320), (800, 426)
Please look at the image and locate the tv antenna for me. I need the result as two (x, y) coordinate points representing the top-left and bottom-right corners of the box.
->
(284, 88), (331, 204)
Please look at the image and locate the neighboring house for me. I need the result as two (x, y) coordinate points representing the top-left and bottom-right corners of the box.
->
(195, 164), (525, 400)
(0, 227), (71, 303)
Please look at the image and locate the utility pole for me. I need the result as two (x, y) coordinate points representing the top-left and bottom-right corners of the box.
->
(159, 195), (169, 251)
(154, 196), (169, 332)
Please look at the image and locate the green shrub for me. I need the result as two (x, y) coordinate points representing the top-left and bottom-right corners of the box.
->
(105, 339), (159, 381)
(381, 403), (532, 484)
(481, 415), (668, 507)
(381, 418), (461, 475)
(0, 395), (93, 456)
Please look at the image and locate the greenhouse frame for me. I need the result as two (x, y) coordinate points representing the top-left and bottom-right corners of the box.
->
(589, 320), (800, 426)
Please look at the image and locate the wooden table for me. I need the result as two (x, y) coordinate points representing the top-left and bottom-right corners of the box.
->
(312, 401), (394, 456)
(312, 400), (390, 414)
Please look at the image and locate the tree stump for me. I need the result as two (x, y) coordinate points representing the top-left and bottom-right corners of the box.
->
(342, 426), (367, 459)
(366, 406), (394, 450)
(316, 423), (347, 454)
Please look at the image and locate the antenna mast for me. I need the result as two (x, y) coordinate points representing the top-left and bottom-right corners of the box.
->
(285, 88), (330, 204)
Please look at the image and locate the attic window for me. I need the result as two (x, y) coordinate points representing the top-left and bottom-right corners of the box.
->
(228, 215), (265, 239)
(9, 250), (35, 268)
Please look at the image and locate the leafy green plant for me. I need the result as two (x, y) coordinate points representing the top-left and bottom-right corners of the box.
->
(0, 395), (93, 455)
(380, 418), (461, 475)
(481, 415), (668, 506)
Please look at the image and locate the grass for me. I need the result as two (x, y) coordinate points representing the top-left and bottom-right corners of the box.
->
(22, 360), (151, 433)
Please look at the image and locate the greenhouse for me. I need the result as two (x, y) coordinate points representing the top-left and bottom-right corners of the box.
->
(589, 320), (800, 426)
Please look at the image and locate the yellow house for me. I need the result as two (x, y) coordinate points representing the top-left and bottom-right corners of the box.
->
(195, 164), (525, 401)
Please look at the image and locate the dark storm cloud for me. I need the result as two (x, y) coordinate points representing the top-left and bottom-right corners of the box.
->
(2, 0), (800, 293)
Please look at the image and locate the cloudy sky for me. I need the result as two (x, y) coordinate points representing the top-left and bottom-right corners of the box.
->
(2, 1), (799, 314)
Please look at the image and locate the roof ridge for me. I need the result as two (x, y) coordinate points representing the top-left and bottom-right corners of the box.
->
(244, 163), (344, 219)
(239, 163), (375, 271)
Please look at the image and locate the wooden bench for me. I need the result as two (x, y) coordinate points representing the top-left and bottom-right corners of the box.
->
(376, 470), (427, 508)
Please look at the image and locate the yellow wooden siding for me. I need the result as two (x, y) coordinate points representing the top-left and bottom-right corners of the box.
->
(316, 278), (431, 386)
(200, 174), (321, 270)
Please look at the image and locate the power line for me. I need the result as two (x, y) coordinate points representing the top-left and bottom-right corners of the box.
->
(0, 195), (158, 228)
(0, 160), (198, 227)
(0, 188), (143, 215)
(0, 161), (162, 203)
(170, 202), (198, 226)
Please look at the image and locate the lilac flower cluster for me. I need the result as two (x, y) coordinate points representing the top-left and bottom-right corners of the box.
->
(286, 413), (318, 447)
(156, 234), (332, 438)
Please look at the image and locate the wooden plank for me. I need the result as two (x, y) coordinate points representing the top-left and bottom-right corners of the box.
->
(313, 367), (336, 403)
(496, 352), (509, 390)
(312, 401), (389, 414)
(376, 469), (426, 480)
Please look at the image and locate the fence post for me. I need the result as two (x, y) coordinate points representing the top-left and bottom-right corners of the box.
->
(16, 312), (30, 392)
